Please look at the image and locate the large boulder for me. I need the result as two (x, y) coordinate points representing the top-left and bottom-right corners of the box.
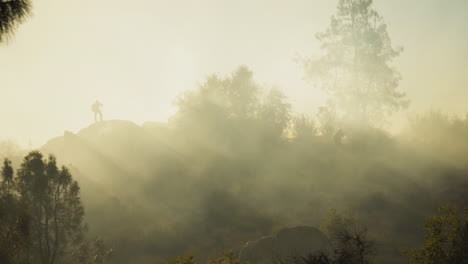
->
(240, 226), (329, 264)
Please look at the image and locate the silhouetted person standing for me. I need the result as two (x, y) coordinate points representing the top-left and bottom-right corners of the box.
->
(92, 100), (103, 122)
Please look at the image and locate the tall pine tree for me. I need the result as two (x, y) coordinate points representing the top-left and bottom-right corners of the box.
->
(303, 0), (408, 124)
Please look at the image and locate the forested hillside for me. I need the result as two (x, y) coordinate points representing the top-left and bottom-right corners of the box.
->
(36, 68), (468, 264)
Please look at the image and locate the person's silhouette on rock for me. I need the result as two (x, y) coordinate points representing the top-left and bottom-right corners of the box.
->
(92, 100), (103, 122)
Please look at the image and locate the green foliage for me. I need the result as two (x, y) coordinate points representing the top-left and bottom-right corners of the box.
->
(0, 210), (31, 264)
(303, 0), (407, 124)
(0, 159), (30, 264)
(405, 206), (468, 264)
(0, 0), (32, 43)
(15, 151), (86, 264)
(278, 230), (374, 264)
(314, 210), (374, 264)
(159, 250), (248, 264)
(290, 114), (316, 142)
(0, 151), (111, 264)
(38, 66), (468, 263)
(173, 66), (292, 147)
(1, 158), (14, 194)
(174, 66), (260, 125)
(210, 250), (249, 264)
(259, 88), (292, 137)
(331, 229), (374, 264)
(0, 158), (30, 264)
(163, 256), (197, 264)
(71, 237), (113, 264)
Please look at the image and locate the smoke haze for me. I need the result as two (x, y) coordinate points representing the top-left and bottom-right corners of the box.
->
(0, 0), (466, 146)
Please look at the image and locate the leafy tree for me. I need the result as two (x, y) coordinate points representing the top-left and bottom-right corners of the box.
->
(173, 66), (291, 150)
(279, 227), (375, 264)
(259, 88), (292, 139)
(405, 206), (468, 264)
(0, 151), (111, 264)
(303, 0), (407, 124)
(174, 66), (260, 127)
(0, 0), (32, 42)
(291, 210), (376, 264)
(1, 158), (14, 196)
(290, 114), (317, 142)
(224, 67), (260, 119)
(15, 151), (86, 264)
(0, 208), (30, 264)
(71, 237), (113, 264)
(331, 228), (374, 264)
(0, 158), (31, 264)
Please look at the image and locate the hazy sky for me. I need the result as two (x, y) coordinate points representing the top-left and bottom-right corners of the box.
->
(0, 0), (467, 146)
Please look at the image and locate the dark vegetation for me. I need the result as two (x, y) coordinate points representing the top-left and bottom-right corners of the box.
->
(33, 68), (467, 264)
(0, 0), (31, 43)
(1, 0), (467, 264)
(0, 152), (111, 264)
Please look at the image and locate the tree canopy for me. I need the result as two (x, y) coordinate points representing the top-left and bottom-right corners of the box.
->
(0, 0), (32, 42)
(303, 0), (408, 124)
(0, 151), (111, 264)
(405, 206), (468, 264)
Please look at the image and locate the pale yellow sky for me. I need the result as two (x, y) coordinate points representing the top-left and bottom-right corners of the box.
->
(0, 0), (467, 146)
